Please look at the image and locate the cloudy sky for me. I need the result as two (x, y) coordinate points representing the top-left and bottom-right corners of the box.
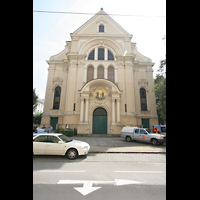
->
(33, 0), (166, 99)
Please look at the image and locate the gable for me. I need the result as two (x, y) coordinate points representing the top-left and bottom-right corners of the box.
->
(72, 9), (132, 37)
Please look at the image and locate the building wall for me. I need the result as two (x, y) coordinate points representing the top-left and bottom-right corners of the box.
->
(40, 9), (158, 133)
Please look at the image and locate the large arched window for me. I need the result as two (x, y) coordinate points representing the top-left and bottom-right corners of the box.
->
(108, 66), (114, 82)
(98, 66), (104, 79)
(87, 66), (94, 82)
(88, 50), (94, 60)
(140, 88), (147, 111)
(87, 48), (115, 60)
(53, 86), (61, 109)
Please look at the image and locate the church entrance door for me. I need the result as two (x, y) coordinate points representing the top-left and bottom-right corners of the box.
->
(93, 107), (107, 134)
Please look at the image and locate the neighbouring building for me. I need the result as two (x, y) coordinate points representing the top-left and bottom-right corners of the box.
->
(33, 98), (44, 114)
(40, 8), (158, 134)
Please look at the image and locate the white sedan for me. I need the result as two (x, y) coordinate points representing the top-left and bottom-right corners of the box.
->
(33, 133), (90, 159)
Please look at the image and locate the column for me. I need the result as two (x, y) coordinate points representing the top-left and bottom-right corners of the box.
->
(117, 99), (121, 124)
(94, 67), (97, 79)
(115, 67), (118, 83)
(104, 66), (108, 79)
(83, 67), (87, 83)
(105, 47), (108, 60)
(112, 99), (115, 124)
(84, 98), (89, 123)
(95, 47), (98, 60)
(80, 98), (84, 123)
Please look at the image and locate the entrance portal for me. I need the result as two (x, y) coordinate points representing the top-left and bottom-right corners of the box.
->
(93, 107), (107, 134)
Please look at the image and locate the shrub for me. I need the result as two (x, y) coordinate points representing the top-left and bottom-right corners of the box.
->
(54, 128), (77, 137)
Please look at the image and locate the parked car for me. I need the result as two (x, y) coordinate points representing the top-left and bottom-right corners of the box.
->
(33, 133), (90, 159)
(121, 127), (166, 145)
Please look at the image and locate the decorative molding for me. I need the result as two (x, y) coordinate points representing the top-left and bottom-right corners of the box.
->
(138, 79), (148, 87)
(53, 77), (63, 86)
(81, 39), (121, 55)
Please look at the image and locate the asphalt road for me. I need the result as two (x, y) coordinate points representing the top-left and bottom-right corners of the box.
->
(33, 153), (166, 200)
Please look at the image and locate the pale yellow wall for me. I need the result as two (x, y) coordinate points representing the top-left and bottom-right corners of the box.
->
(41, 9), (158, 133)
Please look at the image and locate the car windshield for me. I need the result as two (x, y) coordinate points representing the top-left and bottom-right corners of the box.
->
(58, 134), (73, 143)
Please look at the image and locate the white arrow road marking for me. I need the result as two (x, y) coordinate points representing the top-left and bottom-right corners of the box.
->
(57, 179), (143, 196)
(115, 179), (143, 186)
(74, 182), (101, 196)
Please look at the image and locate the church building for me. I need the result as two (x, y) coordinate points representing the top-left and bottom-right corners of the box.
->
(40, 8), (158, 135)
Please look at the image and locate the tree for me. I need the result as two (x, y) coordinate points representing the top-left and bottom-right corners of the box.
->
(33, 112), (42, 125)
(33, 88), (38, 111)
(153, 59), (166, 124)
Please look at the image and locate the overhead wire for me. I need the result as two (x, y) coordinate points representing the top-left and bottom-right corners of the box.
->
(33, 10), (166, 18)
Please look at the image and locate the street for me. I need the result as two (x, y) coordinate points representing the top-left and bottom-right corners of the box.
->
(33, 153), (166, 200)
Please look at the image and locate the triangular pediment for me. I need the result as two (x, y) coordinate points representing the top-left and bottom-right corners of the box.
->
(72, 9), (132, 37)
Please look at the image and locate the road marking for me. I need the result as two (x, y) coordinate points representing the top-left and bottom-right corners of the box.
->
(57, 179), (143, 196)
(114, 171), (164, 173)
(39, 170), (85, 172)
(74, 182), (101, 196)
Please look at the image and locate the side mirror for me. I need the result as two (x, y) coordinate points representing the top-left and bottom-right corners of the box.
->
(58, 141), (64, 144)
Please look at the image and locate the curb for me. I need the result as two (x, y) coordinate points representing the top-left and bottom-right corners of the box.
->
(89, 151), (166, 154)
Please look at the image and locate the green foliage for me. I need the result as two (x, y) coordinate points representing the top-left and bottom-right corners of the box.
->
(33, 88), (38, 111)
(54, 128), (77, 137)
(153, 59), (166, 125)
(33, 112), (42, 125)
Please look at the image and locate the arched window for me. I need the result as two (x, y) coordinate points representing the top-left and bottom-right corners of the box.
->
(140, 88), (147, 111)
(98, 66), (104, 79)
(108, 50), (114, 60)
(99, 25), (104, 32)
(53, 86), (61, 109)
(87, 66), (94, 82)
(108, 66), (114, 82)
(88, 50), (94, 60)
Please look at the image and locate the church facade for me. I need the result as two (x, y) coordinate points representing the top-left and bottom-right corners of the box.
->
(40, 8), (158, 135)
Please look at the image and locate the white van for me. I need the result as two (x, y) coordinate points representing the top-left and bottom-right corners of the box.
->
(121, 127), (166, 145)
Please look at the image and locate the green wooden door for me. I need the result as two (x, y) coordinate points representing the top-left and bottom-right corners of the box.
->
(50, 117), (58, 131)
(142, 118), (149, 129)
(93, 108), (107, 134)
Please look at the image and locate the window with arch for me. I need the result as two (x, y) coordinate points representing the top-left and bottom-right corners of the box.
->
(98, 66), (104, 79)
(87, 66), (94, 82)
(108, 66), (114, 82)
(88, 50), (94, 60)
(140, 88), (147, 111)
(53, 86), (61, 109)
(99, 25), (104, 32)
(87, 48), (115, 60)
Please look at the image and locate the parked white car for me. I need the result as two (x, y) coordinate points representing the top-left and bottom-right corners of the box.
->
(33, 133), (90, 159)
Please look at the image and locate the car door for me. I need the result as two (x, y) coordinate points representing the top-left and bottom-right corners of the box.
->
(139, 129), (149, 143)
(133, 128), (140, 141)
(45, 136), (65, 155)
(33, 135), (48, 154)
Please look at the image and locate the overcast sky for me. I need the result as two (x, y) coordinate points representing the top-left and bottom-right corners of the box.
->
(33, 0), (166, 99)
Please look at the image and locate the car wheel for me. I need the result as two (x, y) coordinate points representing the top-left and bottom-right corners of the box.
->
(151, 139), (158, 146)
(66, 148), (78, 160)
(126, 136), (132, 142)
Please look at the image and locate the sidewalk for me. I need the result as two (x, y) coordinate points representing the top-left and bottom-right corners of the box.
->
(70, 136), (166, 153)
